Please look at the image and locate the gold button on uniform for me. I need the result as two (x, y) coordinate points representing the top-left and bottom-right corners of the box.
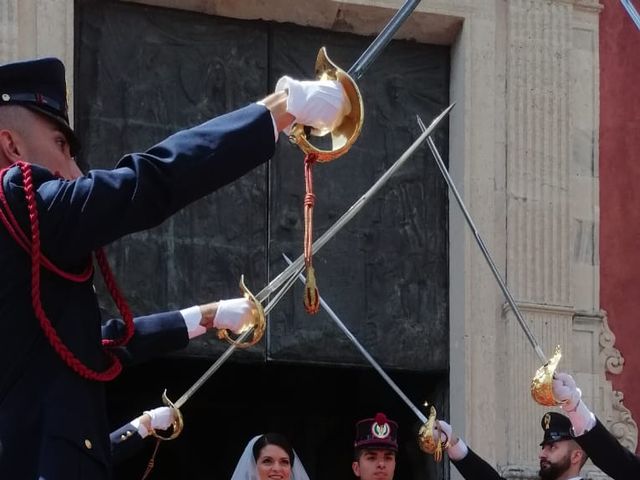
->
(84, 439), (92, 449)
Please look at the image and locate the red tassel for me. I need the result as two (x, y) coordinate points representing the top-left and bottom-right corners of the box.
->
(303, 153), (320, 315)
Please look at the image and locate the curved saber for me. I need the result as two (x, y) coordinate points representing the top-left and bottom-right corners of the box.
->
(283, 253), (428, 424)
(416, 115), (548, 365)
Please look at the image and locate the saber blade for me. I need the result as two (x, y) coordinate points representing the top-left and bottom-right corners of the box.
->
(283, 253), (427, 424)
(170, 108), (453, 411)
(348, 0), (422, 81)
(416, 115), (548, 365)
(257, 104), (454, 305)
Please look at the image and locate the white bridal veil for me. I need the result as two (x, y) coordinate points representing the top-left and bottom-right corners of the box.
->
(230, 435), (311, 480)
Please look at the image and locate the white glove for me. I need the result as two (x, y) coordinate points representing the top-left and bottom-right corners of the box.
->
(148, 406), (175, 430)
(436, 420), (468, 461)
(275, 75), (351, 133)
(552, 372), (581, 410)
(434, 419), (452, 444)
(136, 406), (176, 438)
(552, 371), (596, 435)
(214, 297), (255, 334)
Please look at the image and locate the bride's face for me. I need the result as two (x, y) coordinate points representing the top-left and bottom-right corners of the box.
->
(256, 444), (292, 480)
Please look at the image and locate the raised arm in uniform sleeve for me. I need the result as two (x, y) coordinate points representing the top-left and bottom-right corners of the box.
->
(575, 417), (640, 480)
(2, 104), (275, 267)
(451, 448), (506, 480)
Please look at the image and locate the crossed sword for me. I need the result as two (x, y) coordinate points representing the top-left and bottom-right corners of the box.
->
(153, 104), (454, 440)
(156, 109), (561, 446)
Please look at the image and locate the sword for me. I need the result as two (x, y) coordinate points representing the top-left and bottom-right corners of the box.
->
(416, 115), (547, 364)
(283, 253), (446, 460)
(416, 116), (562, 407)
(348, 0), (423, 81)
(150, 107), (454, 442)
(255, 104), (454, 307)
(283, 254), (428, 423)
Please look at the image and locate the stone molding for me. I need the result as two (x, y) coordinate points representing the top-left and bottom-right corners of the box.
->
(599, 311), (624, 375)
(1, 1), (615, 478)
(611, 390), (639, 452)
(598, 312), (638, 451)
(575, 310), (638, 454)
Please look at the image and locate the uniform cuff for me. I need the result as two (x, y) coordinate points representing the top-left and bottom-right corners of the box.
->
(568, 400), (597, 436)
(130, 418), (149, 438)
(256, 101), (279, 142)
(447, 438), (469, 461)
(180, 306), (206, 339)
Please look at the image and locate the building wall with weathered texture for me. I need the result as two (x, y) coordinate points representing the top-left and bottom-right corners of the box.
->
(0, 0), (629, 478)
(599, 0), (640, 454)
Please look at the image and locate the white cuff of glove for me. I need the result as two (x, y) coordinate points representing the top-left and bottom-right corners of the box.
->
(275, 75), (351, 134)
(181, 305), (206, 339)
(214, 298), (254, 334)
(565, 400), (597, 436)
(447, 438), (469, 461)
(130, 417), (145, 437)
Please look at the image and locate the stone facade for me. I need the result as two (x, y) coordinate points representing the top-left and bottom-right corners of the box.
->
(1, 0), (634, 478)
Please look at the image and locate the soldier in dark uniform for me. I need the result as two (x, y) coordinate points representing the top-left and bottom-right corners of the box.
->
(553, 371), (640, 479)
(0, 57), (350, 479)
(352, 412), (399, 480)
(432, 412), (587, 480)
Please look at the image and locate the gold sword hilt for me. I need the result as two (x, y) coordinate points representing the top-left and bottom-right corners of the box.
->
(289, 47), (364, 163)
(217, 275), (266, 349)
(150, 389), (184, 441)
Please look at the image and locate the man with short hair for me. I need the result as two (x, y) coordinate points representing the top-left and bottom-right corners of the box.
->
(0, 56), (350, 479)
(434, 412), (587, 480)
(352, 412), (399, 480)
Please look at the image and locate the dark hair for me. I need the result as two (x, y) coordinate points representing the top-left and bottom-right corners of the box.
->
(252, 433), (295, 465)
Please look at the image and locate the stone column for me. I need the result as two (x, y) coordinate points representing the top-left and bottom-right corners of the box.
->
(502, 0), (574, 472)
(0, 0), (74, 120)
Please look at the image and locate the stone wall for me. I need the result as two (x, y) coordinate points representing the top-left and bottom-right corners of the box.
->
(0, 0), (632, 478)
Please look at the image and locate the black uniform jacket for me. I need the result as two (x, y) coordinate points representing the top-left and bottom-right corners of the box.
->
(451, 447), (505, 480)
(0, 104), (275, 479)
(575, 417), (640, 479)
(452, 447), (585, 480)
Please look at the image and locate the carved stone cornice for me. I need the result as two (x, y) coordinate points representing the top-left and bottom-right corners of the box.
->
(611, 390), (639, 452)
(599, 311), (624, 374)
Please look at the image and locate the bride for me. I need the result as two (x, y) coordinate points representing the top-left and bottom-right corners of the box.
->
(230, 433), (310, 480)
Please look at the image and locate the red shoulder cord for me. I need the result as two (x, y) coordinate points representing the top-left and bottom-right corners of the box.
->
(303, 153), (320, 314)
(0, 162), (134, 381)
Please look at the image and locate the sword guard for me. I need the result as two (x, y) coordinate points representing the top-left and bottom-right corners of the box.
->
(217, 275), (266, 348)
(150, 389), (184, 441)
(289, 47), (364, 162)
(531, 345), (563, 406)
(417, 404), (444, 462)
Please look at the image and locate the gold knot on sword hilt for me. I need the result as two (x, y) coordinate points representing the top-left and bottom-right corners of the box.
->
(417, 404), (446, 462)
(150, 389), (184, 441)
(289, 47), (364, 163)
(531, 345), (563, 406)
(217, 275), (266, 349)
